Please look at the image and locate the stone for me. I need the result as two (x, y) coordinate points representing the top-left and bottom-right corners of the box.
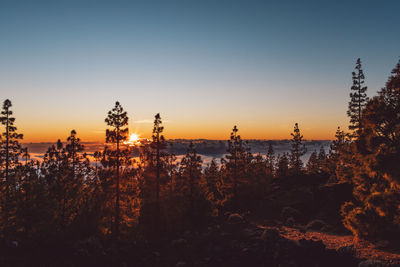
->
(261, 228), (281, 243)
(337, 245), (354, 256)
(228, 213), (244, 224)
(375, 240), (390, 249)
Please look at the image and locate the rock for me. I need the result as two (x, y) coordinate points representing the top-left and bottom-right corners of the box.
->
(228, 213), (244, 224)
(261, 228), (281, 243)
(176, 261), (187, 267)
(306, 220), (328, 231)
(337, 245), (354, 256)
(375, 240), (390, 249)
(285, 217), (295, 227)
(243, 228), (261, 239)
(358, 259), (385, 267)
(241, 247), (250, 254)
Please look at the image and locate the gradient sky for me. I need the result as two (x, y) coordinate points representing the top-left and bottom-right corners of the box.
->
(0, 0), (399, 142)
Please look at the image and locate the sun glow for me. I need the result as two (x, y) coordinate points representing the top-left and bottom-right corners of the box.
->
(129, 133), (139, 143)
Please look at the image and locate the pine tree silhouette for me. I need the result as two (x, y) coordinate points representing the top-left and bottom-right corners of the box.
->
(276, 153), (289, 178)
(105, 101), (129, 239)
(66, 129), (85, 178)
(306, 151), (319, 174)
(328, 127), (352, 182)
(180, 141), (202, 219)
(204, 160), (224, 216)
(289, 123), (306, 175)
(225, 125), (250, 205)
(266, 143), (275, 177)
(150, 113), (166, 231)
(347, 58), (368, 136)
(0, 99), (23, 235)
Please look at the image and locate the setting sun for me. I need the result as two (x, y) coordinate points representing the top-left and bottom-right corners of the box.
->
(129, 133), (139, 143)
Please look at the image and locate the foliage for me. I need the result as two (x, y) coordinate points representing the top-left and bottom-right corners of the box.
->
(347, 58), (368, 135)
(104, 101), (130, 239)
(289, 123), (306, 175)
(341, 60), (400, 240)
(0, 99), (23, 237)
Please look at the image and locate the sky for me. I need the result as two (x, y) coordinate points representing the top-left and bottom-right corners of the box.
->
(0, 0), (399, 142)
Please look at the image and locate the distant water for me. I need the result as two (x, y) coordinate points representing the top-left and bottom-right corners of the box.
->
(22, 140), (331, 167)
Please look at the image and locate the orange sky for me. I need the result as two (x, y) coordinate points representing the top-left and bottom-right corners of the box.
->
(17, 112), (348, 143)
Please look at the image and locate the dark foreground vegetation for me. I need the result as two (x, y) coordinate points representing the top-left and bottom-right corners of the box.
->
(0, 59), (400, 266)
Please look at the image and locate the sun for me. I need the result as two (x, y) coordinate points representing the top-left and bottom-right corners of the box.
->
(129, 133), (139, 143)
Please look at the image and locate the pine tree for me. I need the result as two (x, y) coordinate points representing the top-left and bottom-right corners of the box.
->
(328, 127), (346, 166)
(328, 127), (352, 182)
(179, 142), (203, 220)
(105, 101), (129, 239)
(289, 123), (306, 174)
(0, 99), (23, 234)
(265, 143), (275, 177)
(347, 58), (368, 135)
(341, 60), (400, 241)
(276, 153), (289, 178)
(306, 151), (319, 174)
(204, 160), (224, 215)
(0, 99), (23, 189)
(65, 130), (85, 178)
(41, 139), (68, 230)
(65, 130), (90, 228)
(165, 144), (177, 195)
(251, 153), (267, 180)
(224, 125), (250, 205)
(150, 113), (166, 221)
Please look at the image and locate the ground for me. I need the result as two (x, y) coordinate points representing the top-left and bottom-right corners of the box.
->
(257, 223), (400, 264)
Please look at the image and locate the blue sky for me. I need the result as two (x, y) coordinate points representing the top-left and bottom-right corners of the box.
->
(0, 0), (399, 141)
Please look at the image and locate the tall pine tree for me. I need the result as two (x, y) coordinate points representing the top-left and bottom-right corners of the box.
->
(224, 125), (250, 205)
(179, 142), (203, 222)
(105, 101), (129, 239)
(65, 129), (85, 178)
(347, 58), (368, 136)
(150, 113), (166, 230)
(0, 99), (23, 234)
(341, 60), (400, 241)
(289, 123), (306, 175)
(0, 99), (23, 189)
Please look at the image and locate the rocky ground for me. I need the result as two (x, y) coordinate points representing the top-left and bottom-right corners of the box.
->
(272, 224), (400, 264)
(3, 213), (400, 267)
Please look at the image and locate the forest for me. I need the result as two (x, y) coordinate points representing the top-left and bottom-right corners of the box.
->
(0, 58), (400, 266)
